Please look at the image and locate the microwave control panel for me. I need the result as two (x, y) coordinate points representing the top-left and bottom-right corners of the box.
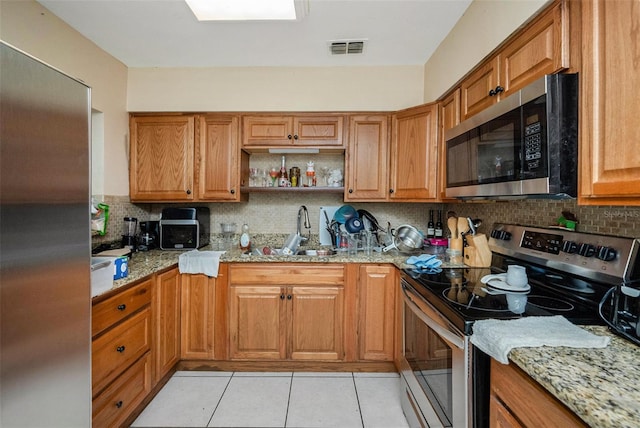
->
(524, 122), (542, 169)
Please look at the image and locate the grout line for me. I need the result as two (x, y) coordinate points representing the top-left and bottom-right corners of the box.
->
(352, 373), (365, 428)
(205, 372), (234, 428)
(284, 372), (294, 428)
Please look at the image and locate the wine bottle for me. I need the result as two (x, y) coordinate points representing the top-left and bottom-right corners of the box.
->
(278, 156), (289, 187)
(435, 210), (443, 238)
(427, 210), (435, 239)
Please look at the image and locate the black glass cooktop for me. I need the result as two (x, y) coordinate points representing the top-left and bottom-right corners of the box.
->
(402, 255), (608, 335)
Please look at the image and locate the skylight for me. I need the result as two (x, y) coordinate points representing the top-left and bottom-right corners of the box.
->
(185, 0), (300, 21)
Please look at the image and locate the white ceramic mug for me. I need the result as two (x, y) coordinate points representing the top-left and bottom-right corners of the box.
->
(506, 265), (528, 287)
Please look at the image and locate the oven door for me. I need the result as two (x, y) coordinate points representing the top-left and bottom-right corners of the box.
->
(400, 279), (470, 428)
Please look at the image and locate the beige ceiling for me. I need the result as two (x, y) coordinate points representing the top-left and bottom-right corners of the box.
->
(37, 0), (472, 68)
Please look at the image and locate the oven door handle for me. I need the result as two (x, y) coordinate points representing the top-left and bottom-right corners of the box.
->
(402, 281), (465, 350)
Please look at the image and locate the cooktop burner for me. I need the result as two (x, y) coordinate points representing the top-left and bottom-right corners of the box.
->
(441, 287), (575, 313)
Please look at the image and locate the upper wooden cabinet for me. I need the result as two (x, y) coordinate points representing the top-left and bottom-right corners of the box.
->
(241, 114), (344, 149)
(460, 1), (569, 121)
(129, 115), (195, 201)
(390, 103), (439, 201)
(129, 114), (247, 202)
(579, 0), (640, 205)
(196, 114), (248, 201)
(345, 115), (390, 201)
(438, 89), (461, 202)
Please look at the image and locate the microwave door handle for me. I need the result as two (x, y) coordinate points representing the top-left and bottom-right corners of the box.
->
(402, 283), (465, 350)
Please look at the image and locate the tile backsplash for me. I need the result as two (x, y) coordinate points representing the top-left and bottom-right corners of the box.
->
(92, 195), (640, 248)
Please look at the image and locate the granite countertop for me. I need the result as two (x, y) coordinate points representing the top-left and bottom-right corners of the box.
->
(105, 244), (457, 295)
(509, 326), (640, 428)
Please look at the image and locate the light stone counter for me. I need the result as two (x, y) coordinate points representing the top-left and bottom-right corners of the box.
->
(97, 244), (456, 299)
(509, 326), (640, 428)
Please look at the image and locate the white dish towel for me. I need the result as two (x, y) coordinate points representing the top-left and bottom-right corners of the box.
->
(470, 315), (610, 364)
(178, 250), (225, 278)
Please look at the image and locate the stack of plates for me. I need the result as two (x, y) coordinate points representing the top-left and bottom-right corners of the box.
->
(481, 273), (530, 293)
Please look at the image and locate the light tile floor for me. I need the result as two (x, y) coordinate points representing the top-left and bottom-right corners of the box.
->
(131, 371), (410, 428)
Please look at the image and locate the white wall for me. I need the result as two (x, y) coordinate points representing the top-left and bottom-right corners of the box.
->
(423, 0), (549, 101)
(127, 66), (424, 112)
(0, 0), (129, 196)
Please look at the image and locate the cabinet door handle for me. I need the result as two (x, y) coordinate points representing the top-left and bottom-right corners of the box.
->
(494, 85), (504, 94)
(230, 189), (235, 194)
(280, 294), (285, 300)
(489, 88), (496, 96)
(287, 294), (292, 300)
(389, 189), (394, 194)
(116, 345), (126, 353)
(348, 189), (353, 193)
(293, 134), (299, 140)
(287, 134), (293, 140)
(186, 189), (192, 195)
(117, 304), (126, 311)
(115, 400), (123, 409)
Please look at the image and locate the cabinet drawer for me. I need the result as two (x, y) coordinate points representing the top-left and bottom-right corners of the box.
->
(92, 278), (153, 337)
(230, 263), (345, 285)
(92, 307), (151, 395)
(92, 352), (151, 428)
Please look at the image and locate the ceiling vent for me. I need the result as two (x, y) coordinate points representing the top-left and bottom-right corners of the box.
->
(329, 40), (365, 55)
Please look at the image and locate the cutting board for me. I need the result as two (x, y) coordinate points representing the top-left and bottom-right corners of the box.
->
(319, 206), (339, 246)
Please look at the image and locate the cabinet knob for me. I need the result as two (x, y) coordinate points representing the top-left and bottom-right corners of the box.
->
(287, 134), (293, 140)
(280, 294), (285, 300)
(348, 189), (353, 193)
(287, 294), (292, 300)
(489, 89), (496, 96)
(186, 189), (192, 195)
(115, 401), (123, 409)
(230, 189), (235, 194)
(495, 85), (504, 94)
(116, 345), (126, 353)
(117, 304), (126, 311)
(293, 134), (299, 140)
(389, 189), (394, 194)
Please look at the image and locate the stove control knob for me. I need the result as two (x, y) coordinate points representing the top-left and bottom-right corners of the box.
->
(596, 246), (617, 262)
(561, 240), (578, 254)
(578, 243), (596, 257)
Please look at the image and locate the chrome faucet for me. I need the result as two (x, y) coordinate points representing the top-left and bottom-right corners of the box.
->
(297, 205), (311, 244)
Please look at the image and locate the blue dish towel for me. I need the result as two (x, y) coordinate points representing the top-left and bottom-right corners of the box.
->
(406, 254), (442, 272)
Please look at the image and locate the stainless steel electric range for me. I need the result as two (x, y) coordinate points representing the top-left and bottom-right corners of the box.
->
(399, 223), (640, 428)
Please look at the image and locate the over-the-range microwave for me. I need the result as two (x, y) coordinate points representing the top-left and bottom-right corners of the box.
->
(445, 73), (578, 200)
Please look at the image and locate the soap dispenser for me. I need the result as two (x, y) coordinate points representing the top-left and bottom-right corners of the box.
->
(239, 224), (251, 251)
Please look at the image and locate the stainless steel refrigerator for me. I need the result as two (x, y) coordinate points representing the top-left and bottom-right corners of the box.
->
(1, 42), (92, 426)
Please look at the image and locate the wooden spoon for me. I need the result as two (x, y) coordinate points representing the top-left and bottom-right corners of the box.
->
(447, 217), (458, 239)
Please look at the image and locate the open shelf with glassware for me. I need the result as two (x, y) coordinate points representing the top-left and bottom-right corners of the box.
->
(246, 152), (345, 194)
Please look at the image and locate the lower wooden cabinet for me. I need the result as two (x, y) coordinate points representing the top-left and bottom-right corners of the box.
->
(92, 353), (151, 428)
(228, 264), (346, 361)
(91, 278), (153, 428)
(490, 359), (587, 427)
(357, 264), (396, 361)
(180, 273), (216, 359)
(153, 268), (181, 383)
